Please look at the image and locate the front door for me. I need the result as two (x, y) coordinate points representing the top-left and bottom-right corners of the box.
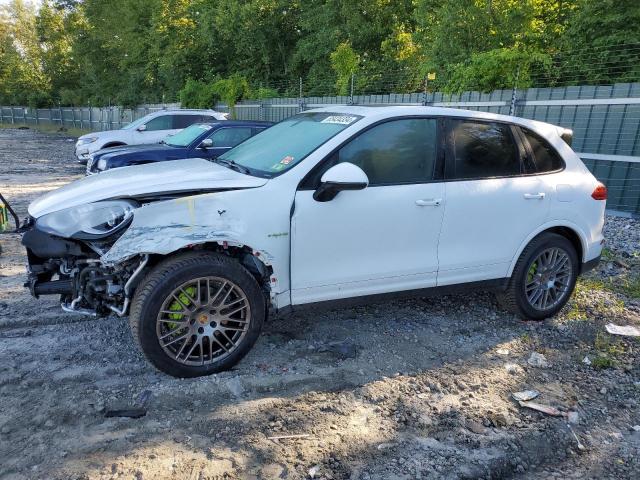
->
(291, 118), (445, 304)
(137, 114), (178, 144)
(205, 126), (254, 158)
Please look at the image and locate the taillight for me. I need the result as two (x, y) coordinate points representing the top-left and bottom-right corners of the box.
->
(591, 183), (607, 200)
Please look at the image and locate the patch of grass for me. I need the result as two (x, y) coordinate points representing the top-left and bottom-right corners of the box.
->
(566, 301), (588, 321)
(591, 332), (628, 369)
(618, 276), (640, 299)
(576, 277), (607, 292)
(591, 355), (615, 369)
(0, 122), (91, 138)
(601, 247), (616, 261)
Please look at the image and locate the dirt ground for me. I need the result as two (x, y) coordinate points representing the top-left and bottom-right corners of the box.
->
(0, 127), (639, 480)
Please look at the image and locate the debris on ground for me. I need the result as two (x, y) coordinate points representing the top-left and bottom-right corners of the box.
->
(567, 411), (580, 424)
(567, 423), (586, 451)
(605, 323), (640, 337)
(505, 363), (522, 374)
(528, 352), (549, 367)
(583, 356), (592, 365)
(518, 401), (563, 416)
(512, 389), (540, 401)
(267, 433), (311, 441)
(308, 464), (321, 478)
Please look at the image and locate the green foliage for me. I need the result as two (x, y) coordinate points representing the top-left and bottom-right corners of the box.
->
(592, 332), (628, 369)
(179, 79), (220, 109)
(211, 75), (249, 107)
(249, 87), (279, 100)
(619, 276), (640, 299)
(330, 42), (359, 95)
(444, 48), (552, 93)
(0, 0), (638, 107)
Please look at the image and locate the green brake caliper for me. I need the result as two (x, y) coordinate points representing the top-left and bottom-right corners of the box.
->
(167, 286), (197, 330)
(527, 262), (537, 282)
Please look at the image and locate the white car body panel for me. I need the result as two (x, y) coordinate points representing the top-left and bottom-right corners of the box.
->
(32, 105), (605, 311)
(436, 175), (551, 286)
(28, 158), (266, 218)
(291, 183), (445, 304)
(74, 109), (226, 161)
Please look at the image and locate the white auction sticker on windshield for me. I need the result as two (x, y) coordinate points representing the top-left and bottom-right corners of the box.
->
(321, 115), (357, 125)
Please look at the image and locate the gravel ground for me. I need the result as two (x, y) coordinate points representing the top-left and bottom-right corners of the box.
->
(0, 127), (639, 480)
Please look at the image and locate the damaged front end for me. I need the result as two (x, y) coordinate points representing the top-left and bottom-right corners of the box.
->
(21, 201), (148, 317)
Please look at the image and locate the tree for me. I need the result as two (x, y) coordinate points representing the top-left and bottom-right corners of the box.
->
(0, 0), (52, 106)
(330, 42), (359, 95)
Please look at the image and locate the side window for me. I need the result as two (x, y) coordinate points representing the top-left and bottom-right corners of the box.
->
(522, 128), (564, 173)
(144, 115), (173, 131)
(172, 114), (201, 129)
(450, 120), (521, 179)
(208, 127), (253, 148)
(332, 118), (438, 186)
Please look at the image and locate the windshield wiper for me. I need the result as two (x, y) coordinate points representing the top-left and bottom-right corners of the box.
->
(215, 158), (251, 175)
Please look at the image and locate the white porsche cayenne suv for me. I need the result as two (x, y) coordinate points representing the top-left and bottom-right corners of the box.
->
(74, 109), (227, 162)
(23, 106), (606, 377)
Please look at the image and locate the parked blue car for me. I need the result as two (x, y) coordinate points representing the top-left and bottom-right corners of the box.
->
(85, 120), (273, 174)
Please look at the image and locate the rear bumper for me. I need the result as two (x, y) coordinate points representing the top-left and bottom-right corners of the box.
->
(581, 255), (600, 274)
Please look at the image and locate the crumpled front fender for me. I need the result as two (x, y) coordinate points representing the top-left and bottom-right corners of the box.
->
(102, 194), (266, 265)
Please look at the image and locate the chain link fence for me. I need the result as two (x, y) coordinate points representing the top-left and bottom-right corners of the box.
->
(0, 43), (638, 214)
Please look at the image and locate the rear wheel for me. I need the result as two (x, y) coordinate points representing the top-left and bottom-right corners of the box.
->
(129, 252), (265, 377)
(499, 233), (578, 320)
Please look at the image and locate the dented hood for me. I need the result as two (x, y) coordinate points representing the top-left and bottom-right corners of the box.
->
(28, 158), (268, 218)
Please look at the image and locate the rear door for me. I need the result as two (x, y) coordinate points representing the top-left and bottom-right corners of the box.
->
(437, 119), (550, 286)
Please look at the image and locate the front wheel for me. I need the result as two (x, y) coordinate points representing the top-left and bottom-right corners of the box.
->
(129, 252), (265, 377)
(499, 233), (579, 320)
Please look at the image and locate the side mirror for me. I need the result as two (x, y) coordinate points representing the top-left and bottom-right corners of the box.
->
(199, 138), (213, 149)
(313, 162), (369, 202)
(136, 124), (147, 132)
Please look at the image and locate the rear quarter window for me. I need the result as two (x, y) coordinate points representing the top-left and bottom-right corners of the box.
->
(522, 128), (565, 173)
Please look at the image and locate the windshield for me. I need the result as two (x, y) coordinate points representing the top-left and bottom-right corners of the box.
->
(218, 112), (362, 176)
(165, 123), (213, 147)
(122, 115), (151, 130)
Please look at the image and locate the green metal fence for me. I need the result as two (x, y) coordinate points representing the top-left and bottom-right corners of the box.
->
(219, 82), (640, 214)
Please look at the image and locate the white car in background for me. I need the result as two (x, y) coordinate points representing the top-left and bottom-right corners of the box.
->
(74, 109), (227, 162)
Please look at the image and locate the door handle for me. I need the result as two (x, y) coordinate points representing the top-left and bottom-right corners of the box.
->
(415, 198), (442, 207)
(524, 193), (546, 200)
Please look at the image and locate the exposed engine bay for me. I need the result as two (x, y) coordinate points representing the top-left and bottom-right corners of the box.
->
(22, 219), (148, 317)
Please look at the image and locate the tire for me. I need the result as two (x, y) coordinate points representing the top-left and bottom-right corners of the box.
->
(129, 252), (265, 377)
(499, 232), (579, 321)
